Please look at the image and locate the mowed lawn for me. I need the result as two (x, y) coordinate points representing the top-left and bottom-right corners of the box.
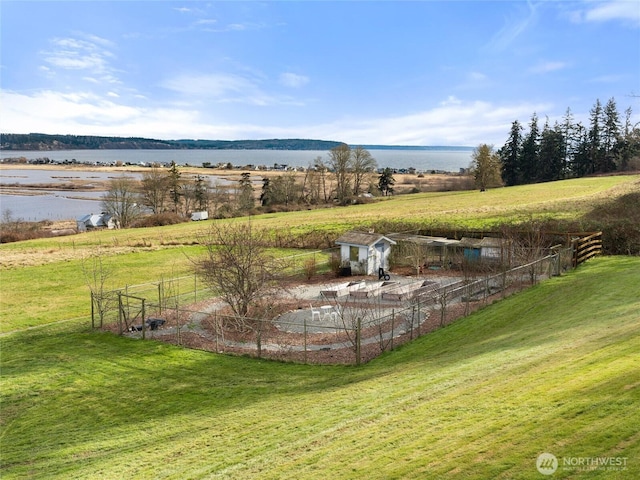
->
(2, 256), (639, 479)
(1, 174), (638, 332)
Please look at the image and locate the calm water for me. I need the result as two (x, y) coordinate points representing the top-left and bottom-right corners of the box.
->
(0, 148), (473, 221)
(1, 148), (473, 171)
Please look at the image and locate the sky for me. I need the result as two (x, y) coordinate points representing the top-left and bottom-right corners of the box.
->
(1, 0), (639, 147)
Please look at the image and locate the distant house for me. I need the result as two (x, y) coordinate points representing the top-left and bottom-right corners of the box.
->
(76, 213), (117, 232)
(335, 231), (396, 275)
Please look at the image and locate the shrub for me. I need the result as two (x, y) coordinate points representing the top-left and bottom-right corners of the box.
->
(131, 212), (186, 228)
(303, 257), (317, 280)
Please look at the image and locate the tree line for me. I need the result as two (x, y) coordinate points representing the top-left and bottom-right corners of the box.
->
(0, 133), (344, 151)
(499, 97), (639, 186)
(468, 98), (640, 190)
(102, 147), (395, 227)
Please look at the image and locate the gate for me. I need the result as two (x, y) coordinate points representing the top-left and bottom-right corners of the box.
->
(573, 231), (603, 267)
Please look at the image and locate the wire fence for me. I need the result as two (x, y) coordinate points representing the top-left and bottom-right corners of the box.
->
(93, 248), (568, 365)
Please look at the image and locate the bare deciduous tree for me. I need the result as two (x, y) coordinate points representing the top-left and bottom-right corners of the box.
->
(470, 144), (502, 191)
(328, 144), (352, 205)
(139, 165), (169, 214)
(196, 221), (286, 317)
(101, 176), (141, 228)
(81, 248), (114, 328)
(351, 146), (377, 196)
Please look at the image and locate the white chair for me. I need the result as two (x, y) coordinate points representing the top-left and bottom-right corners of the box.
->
(310, 304), (321, 322)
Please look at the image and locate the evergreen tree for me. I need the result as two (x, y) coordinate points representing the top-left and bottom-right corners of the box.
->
(602, 97), (621, 172)
(538, 119), (566, 182)
(260, 177), (272, 206)
(193, 175), (208, 211)
(588, 99), (605, 173)
(561, 108), (577, 178)
(499, 120), (523, 186)
(618, 107), (640, 171)
(520, 113), (540, 183)
(167, 161), (182, 214)
(377, 167), (395, 196)
(570, 124), (591, 177)
(237, 172), (254, 211)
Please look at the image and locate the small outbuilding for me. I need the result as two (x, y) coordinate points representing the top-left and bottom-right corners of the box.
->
(76, 213), (117, 232)
(459, 236), (506, 262)
(335, 231), (396, 276)
(190, 211), (208, 221)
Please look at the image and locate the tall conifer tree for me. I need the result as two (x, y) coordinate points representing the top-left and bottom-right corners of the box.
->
(499, 120), (523, 186)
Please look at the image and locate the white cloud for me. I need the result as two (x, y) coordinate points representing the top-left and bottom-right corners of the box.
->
(161, 72), (305, 107)
(40, 34), (120, 85)
(0, 89), (201, 138)
(583, 0), (640, 26)
(529, 61), (568, 74)
(281, 99), (554, 146)
(0, 88), (554, 146)
(469, 72), (488, 82)
(440, 96), (463, 106)
(195, 19), (217, 26)
(485, 1), (539, 52)
(162, 73), (255, 97)
(279, 72), (310, 88)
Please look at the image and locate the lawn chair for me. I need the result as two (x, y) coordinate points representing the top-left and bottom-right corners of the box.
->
(310, 304), (321, 322)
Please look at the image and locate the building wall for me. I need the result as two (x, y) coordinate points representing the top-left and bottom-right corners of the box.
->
(340, 242), (392, 275)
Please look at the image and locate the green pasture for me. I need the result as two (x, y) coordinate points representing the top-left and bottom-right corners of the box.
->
(2, 256), (639, 479)
(1, 175), (639, 478)
(1, 174), (637, 263)
(0, 246), (323, 333)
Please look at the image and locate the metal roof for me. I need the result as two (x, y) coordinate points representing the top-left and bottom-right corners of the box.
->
(335, 231), (397, 247)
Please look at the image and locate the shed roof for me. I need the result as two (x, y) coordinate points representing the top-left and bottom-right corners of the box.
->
(459, 236), (504, 248)
(335, 231), (397, 247)
(77, 213), (112, 227)
(387, 233), (461, 247)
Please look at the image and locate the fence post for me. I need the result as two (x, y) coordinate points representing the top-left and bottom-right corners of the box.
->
(90, 292), (95, 329)
(355, 317), (362, 366)
(117, 292), (123, 335)
(303, 316), (308, 363)
(390, 309), (395, 350)
(141, 298), (146, 340)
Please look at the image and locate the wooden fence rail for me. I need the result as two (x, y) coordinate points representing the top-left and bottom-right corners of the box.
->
(573, 231), (603, 267)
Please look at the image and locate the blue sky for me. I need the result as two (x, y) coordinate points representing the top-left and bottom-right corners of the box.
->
(1, 0), (639, 146)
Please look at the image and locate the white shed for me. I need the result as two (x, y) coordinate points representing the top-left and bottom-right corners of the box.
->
(335, 231), (396, 275)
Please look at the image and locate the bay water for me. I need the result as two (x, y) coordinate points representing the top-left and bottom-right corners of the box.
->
(0, 147), (473, 221)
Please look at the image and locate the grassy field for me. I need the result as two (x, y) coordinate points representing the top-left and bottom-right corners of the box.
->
(2, 256), (638, 479)
(1, 175), (638, 330)
(1, 175), (639, 478)
(1, 174), (638, 269)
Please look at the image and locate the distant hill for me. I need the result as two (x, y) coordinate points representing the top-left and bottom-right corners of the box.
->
(0, 133), (345, 151)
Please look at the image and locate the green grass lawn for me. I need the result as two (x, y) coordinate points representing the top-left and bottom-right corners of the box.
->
(2, 256), (639, 479)
(1, 175), (639, 478)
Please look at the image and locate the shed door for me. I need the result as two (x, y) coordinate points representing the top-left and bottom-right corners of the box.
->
(375, 242), (386, 269)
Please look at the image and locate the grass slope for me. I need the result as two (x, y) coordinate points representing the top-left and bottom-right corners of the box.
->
(1, 174), (638, 332)
(2, 256), (639, 479)
(1, 175), (638, 269)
